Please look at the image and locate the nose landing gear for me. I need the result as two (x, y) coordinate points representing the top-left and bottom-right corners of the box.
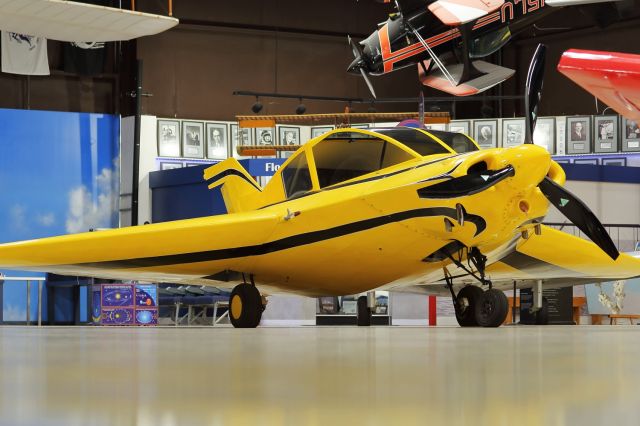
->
(443, 246), (509, 328)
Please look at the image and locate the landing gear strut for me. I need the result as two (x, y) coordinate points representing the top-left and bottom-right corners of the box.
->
(229, 279), (263, 328)
(444, 246), (509, 328)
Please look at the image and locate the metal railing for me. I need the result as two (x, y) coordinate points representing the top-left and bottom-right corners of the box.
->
(544, 223), (640, 252)
(1, 277), (46, 326)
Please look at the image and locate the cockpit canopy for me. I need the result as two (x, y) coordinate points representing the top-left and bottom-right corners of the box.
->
(276, 127), (479, 200)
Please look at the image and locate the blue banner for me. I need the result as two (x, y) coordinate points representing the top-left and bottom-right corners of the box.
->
(239, 158), (286, 176)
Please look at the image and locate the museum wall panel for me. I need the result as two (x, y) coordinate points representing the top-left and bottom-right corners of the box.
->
(137, 25), (419, 120)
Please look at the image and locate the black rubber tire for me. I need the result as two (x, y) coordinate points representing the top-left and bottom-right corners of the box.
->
(475, 289), (509, 328)
(455, 285), (484, 327)
(229, 284), (262, 328)
(535, 297), (549, 325)
(357, 295), (372, 326)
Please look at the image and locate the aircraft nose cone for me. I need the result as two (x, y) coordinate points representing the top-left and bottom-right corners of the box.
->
(503, 144), (551, 190)
(347, 58), (361, 74)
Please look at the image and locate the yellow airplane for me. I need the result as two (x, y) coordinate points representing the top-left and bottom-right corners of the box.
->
(0, 44), (638, 328)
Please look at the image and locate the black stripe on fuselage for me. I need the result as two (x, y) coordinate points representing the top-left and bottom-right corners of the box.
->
(72, 207), (487, 270)
(206, 168), (262, 191)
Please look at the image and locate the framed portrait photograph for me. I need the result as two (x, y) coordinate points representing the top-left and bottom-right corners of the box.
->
(205, 122), (228, 160)
(160, 161), (183, 171)
(256, 127), (276, 146)
(502, 118), (526, 148)
(533, 117), (556, 154)
(473, 120), (498, 148)
(602, 157), (627, 167)
(279, 126), (301, 146)
(311, 126), (334, 138)
(448, 120), (470, 135)
(566, 116), (591, 154)
(157, 119), (181, 157)
(573, 158), (599, 166)
(230, 124), (253, 158)
(594, 115), (619, 153)
(182, 121), (204, 158)
(622, 118), (640, 152)
(425, 123), (446, 131)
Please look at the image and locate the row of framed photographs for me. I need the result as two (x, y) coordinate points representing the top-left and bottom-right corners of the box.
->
(159, 160), (216, 170)
(441, 115), (640, 154)
(553, 157), (628, 167)
(158, 119), (318, 160)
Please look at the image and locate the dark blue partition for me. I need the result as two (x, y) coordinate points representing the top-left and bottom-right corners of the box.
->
(150, 165), (227, 223)
(149, 159), (286, 223)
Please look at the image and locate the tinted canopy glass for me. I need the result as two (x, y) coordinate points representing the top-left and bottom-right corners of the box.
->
(372, 128), (453, 156)
(313, 134), (415, 188)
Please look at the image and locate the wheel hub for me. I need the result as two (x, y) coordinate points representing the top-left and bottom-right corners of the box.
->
(231, 294), (243, 319)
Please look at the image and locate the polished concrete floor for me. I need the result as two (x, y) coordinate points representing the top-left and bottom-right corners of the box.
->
(1, 325), (640, 426)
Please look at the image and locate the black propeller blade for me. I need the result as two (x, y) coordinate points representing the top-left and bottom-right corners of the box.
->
(538, 177), (619, 260)
(524, 44), (546, 144)
(347, 36), (377, 99)
(521, 43), (619, 260)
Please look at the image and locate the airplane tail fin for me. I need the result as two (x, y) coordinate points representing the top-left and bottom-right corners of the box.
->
(203, 158), (263, 213)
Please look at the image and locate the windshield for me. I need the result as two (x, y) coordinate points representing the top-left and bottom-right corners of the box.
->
(372, 128), (453, 156)
(313, 133), (415, 188)
(423, 130), (479, 153)
(470, 27), (512, 59)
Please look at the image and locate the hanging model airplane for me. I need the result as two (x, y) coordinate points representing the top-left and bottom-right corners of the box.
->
(1, 45), (639, 328)
(348, 0), (624, 97)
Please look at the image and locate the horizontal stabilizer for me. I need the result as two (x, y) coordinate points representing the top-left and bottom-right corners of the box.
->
(419, 60), (514, 96)
(558, 49), (640, 123)
(204, 158), (262, 213)
(428, 0), (504, 26)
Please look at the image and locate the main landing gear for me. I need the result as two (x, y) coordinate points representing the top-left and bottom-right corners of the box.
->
(229, 277), (265, 328)
(444, 247), (509, 328)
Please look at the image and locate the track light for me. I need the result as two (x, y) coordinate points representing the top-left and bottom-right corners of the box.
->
(251, 96), (263, 114)
(296, 98), (306, 115)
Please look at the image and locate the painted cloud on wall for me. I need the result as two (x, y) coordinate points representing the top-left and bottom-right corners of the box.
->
(66, 160), (119, 234)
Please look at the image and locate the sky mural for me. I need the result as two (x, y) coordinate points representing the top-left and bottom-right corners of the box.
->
(0, 108), (120, 322)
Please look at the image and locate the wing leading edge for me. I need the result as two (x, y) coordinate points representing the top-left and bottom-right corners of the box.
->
(0, 210), (280, 284)
(485, 226), (640, 284)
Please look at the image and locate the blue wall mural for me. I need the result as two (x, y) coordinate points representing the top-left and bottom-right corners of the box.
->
(0, 108), (120, 322)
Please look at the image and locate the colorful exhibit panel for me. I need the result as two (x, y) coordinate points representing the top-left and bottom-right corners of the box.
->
(93, 283), (158, 326)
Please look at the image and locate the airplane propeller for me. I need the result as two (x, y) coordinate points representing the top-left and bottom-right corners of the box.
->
(347, 36), (377, 99)
(523, 44), (619, 260)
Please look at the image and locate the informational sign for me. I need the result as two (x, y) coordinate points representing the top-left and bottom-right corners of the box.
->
(134, 284), (158, 325)
(520, 287), (574, 325)
(94, 283), (158, 326)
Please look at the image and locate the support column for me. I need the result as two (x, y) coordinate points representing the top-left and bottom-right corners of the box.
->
(428, 295), (437, 326)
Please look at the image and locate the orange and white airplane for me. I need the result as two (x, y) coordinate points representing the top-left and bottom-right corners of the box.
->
(348, 0), (624, 97)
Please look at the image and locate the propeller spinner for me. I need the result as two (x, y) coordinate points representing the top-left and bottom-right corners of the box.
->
(347, 36), (377, 99)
